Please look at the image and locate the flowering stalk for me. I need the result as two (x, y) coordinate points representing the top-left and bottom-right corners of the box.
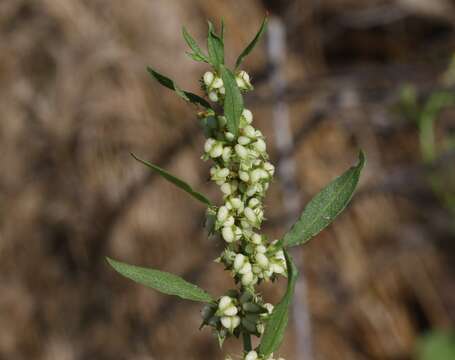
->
(107, 18), (365, 360)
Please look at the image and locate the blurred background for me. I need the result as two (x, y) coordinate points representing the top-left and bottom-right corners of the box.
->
(1, 0), (455, 359)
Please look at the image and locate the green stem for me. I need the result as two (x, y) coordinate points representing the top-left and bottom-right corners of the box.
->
(242, 332), (252, 352)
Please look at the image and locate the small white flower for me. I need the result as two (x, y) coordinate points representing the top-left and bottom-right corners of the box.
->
(256, 253), (269, 269)
(217, 206), (229, 222)
(251, 233), (262, 244)
(224, 216), (235, 227)
(203, 71), (214, 86)
(255, 245), (267, 253)
(220, 183), (233, 195)
(264, 303), (274, 314)
(250, 169), (263, 184)
(239, 262), (252, 275)
(239, 170), (250, 182)
(224, 305), (238, 316)
(222, 226), (235, 243)
(218, 296), (233, 310)
(263, 162), (275, 177)
(225, 132), (235, 141)
(209, 91), (219, 102)
(272, 263), (285, 274)
(241, 271), (255, 286)
(245, 350), (258, 360)
(210, 143), (223, 158)
(219, 86), (226, 95)
(222, 147), (232, 162)
(275, 250), (285, 261)
(243, 125), (256, 139)
(239, 70), (250, 83)
(212, 77), (223, 89)
(253, 138), (266, 153)
(233, 254), (246, 271)
(244, 207), (257, 224)
(242, 109), (253, 124)
(229, 197), (243, 210)
(238, 136), (251, 145)
(235, 144), (248, 159)
(248, 198), (260, 208)
(204, 138), (216, 153)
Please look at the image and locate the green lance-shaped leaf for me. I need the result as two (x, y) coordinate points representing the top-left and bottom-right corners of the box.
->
(147, 67), (212, 109)
(207, 21), (224, 72)
(258, 250), (298, 357)
(107, 257), (214, 303)
(235, 17), (268, 69)
(220, 65), (244, 137)
(131, 153), (212, 206)
(182, 27), (209, 63)
(280, 150), (366, 248)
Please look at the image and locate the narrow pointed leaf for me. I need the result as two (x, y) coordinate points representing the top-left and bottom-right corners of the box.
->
(207, 21), (224, 71)
(147, 67), (212, 109)
(182, 27), (209, 63)
(107, 257), (214, 303)
(281, 151), (366, 248)
(132, 153), (212, 206)
(235, 17), (268, 69)
(258, 250), (298, 357)
(220, 65), (243, 136)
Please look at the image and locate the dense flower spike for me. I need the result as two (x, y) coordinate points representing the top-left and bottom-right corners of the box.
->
(200, 64), (286, 359)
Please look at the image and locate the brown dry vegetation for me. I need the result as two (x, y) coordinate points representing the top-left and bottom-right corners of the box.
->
(1, 1), (455, 359)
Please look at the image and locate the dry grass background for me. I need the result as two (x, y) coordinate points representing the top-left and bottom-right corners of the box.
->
(1, 0), (455, 359)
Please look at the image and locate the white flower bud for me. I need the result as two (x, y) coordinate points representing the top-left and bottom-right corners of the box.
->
(218, 115), (227, 127)
(234, 226), (243, 241)
(245, 351), (258, 360)
(239, 262), (252, 275)
(231, 315), (240, 329)
(219, 296), (233, 310)
(252, 265), (262, 274)
(238, 136), (251, 145)
(246, 185), (258, 197)
(251, 233), (262, 244)
(255, 129), (263, 138)
(275, 250), (285, 261)
(220, 316), (232, 329)
(225, 132), (235, 141)
(229, 197), (243, 209)
(212, 77), (223, 89)
(239, 70), (250, 83)
(239, 171), (250, 182)
(236, 77), (246, 89)
(250, 169), (263, 183)
(224, 305), (238, 316)
(224, 216), (235, 227)
(210, 143), (223, 158)
(256, 245), (267, 253)
(248, 198), (260, 208)
(244, 207), (257, 224)
(234, 254), (246, 271)
(244, 125), (256, 139)
(222, 226), (235, 243)
(221, 182), (233, 195)
(222, 147), (232, 162)
(256, 253), (269, 269)
(253, 138), (266, 153)
(203, 71), (214, 86)
(217, 206), (229, 222)
(242, 109), (253, 124)
(241, 271), (254, 286)
(217, 168), (230, 178)
(204, 138), (216, 153)
(219, 86), (226, 95)
(257, 322), (265, 334)
(209, 91), (219, 102)
(272, 263), (285, 274)
(264, 303), (274, 314)
(235, 144), (248, 159)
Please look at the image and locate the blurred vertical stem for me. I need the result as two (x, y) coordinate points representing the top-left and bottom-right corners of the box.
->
(243, 332), (252, 352)
(267, 16), (314, 360)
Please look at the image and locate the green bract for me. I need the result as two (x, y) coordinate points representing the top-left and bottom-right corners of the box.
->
(107, 18), (365, 360)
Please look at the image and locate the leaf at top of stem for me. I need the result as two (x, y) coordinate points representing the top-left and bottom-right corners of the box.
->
(107, 257), (214, 303)
(207, 21), (224, 72)
(235, 17), (268, 69)
(131, 153), (212, 207)
(279, 150), (366, 248)
(219, 65), (244, 137)
(258, 250), (298, 357)
(182, 26), (209, 63)
(147, 66), (212, 110)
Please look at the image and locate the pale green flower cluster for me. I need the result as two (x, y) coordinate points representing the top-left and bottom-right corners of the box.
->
(199, 69), (287, 358)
